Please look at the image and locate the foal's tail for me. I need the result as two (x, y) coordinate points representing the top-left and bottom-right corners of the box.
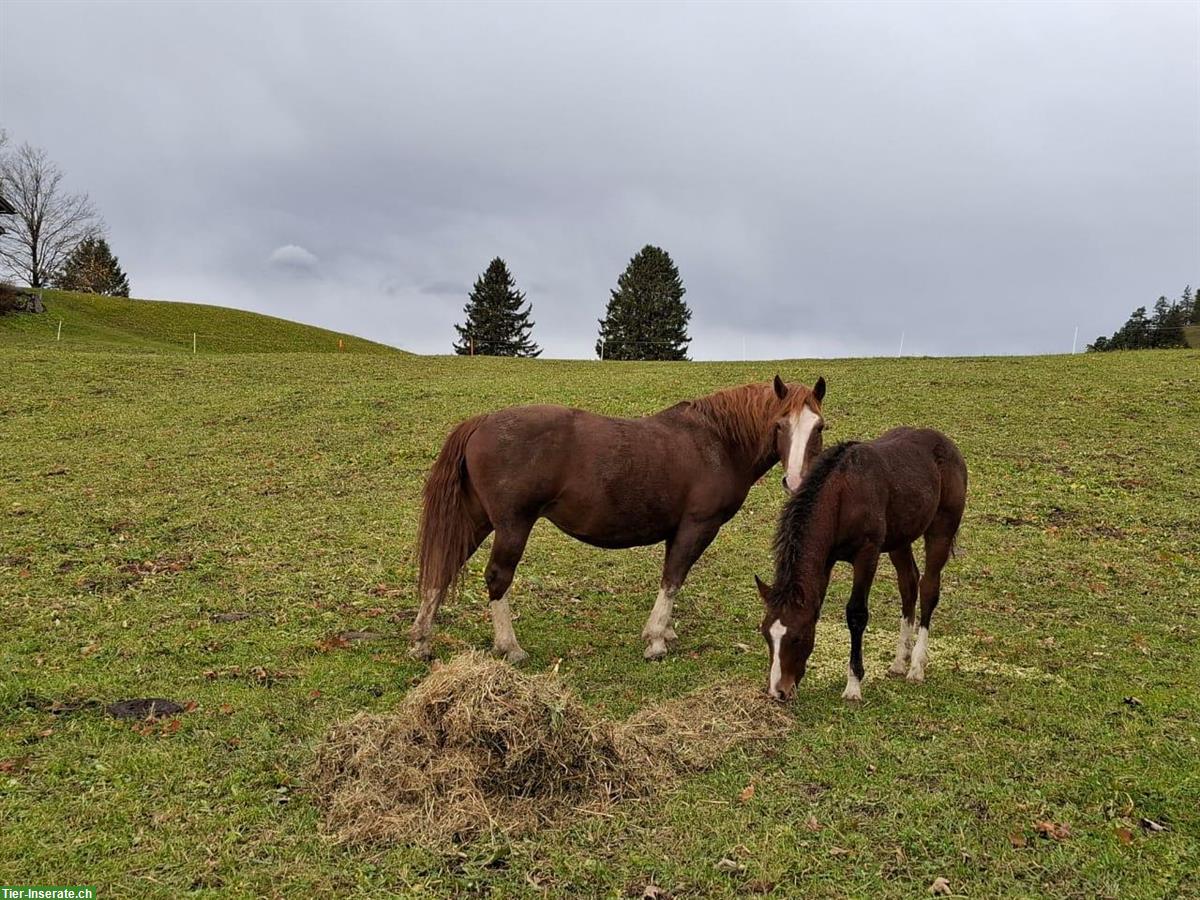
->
(417, 415), (487, 597)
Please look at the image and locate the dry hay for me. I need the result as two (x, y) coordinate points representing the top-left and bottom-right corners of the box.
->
(309, 652), (790, 845)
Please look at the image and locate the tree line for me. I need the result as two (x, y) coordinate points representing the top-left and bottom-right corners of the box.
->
(454, 244), (691, 360)
(1088, 285), (1198, 352)
(0, 129), (130, 299)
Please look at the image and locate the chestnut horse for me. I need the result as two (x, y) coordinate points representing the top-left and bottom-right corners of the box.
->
(412, 375), (827, 663)
(755, 428), (966, 701)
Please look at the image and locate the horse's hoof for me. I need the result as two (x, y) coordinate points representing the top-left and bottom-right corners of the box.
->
(502, 648), (529, 665)
(663, 626), (678, 642)
(643, 642), (668, 661)
(886, 663), (908, 678)
(408, 643), (433, 662)
(841, 687), (863, 702)
(906, 668), (925, 684)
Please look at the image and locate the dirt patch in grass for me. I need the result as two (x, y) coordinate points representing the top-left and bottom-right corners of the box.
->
(309, 652), (790, 846)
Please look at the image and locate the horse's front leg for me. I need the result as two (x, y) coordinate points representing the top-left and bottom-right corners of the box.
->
(642, 522), (720, 661)
(842, 546), (880, 701)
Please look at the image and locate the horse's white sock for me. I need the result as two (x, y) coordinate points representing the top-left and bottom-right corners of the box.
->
(907, 626), (930, 682)
(889, 617), (913, 674)
(842, 664), (862, 701)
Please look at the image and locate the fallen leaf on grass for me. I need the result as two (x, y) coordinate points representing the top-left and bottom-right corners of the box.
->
(639, 885), (665, 900)
(316, 634), (351, 652)
(738, 782), (755, 803)
(219, 704), (234, 715)
(1140, 817), (1166, 833)
(1115, 827), (1134, 845)
(742, 879), (776, 895)
(368, 583), (404, 598)
(211, 612), (253, 623)
(804, 815), (821, 832)
(715, 858), (744, 873)
(0, 756), (31, 773)
(1009, 829), (1027, 848)
(1034, 820), (1072, 841)
(930, 876), (951, 895)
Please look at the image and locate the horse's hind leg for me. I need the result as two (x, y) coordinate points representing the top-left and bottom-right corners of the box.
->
(643, 522), (720, 660)
(908, 529), (955, 683)
(887, 545), (920, 677)
(410, 519), (492, 660)
(485, 520), (535, 665)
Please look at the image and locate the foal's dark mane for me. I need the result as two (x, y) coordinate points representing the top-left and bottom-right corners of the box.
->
(770, 441), (859, 608)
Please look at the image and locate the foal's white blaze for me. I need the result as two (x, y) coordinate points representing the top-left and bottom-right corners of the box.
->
(784, 407), (822, 492)
(768, 619), (787, 697)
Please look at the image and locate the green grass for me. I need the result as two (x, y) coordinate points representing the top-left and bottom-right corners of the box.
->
(1, 338), (1197, 898)
(0, 290), (399, 354)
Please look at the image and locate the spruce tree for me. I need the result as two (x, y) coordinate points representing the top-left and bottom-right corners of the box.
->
(595, 244), (691, 360)
(54, 236), (130, 297)
(453, 258), (540, 357)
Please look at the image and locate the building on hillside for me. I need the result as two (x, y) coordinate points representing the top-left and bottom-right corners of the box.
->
(0, 193), (14, 235)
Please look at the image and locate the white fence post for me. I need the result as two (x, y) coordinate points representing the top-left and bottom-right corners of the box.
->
(56, 319), (62, 342)
(193, 332), (197, 355)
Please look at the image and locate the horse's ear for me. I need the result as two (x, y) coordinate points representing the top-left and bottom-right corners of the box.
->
(773, 374), (788, 399)
(755, 575), (772, 604)
(813, 376), (826, 403)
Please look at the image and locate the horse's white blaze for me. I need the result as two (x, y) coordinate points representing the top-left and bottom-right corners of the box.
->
(768, 619), (787, 696)
(784, 407), (822, 491)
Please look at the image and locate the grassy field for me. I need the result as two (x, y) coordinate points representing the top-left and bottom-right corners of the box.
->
(1, 315), (1197, 897)
(0, 290), (398, 354)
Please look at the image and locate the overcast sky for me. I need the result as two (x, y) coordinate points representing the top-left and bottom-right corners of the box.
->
(2, 1), (1197, 358)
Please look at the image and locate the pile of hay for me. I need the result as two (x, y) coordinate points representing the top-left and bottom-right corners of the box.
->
(310, 652), (790, 845)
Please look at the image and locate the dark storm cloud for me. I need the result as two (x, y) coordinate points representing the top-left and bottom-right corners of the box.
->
(2, 0), (1196, 357)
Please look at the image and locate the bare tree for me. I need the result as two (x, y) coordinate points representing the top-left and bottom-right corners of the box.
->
(0, 141), (102, 288)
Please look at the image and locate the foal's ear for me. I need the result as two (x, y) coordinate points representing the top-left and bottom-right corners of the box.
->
(773, 374), (788, 399)
(754, 574), (773, 604)
(813, 376), (826, 403)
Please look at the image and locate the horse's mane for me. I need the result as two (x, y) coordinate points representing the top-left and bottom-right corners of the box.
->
(687, 382), (788, 460)
(770, 441), (859, 608)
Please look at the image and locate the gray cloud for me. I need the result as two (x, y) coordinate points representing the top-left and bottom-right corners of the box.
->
(2, 0), (1196, 357)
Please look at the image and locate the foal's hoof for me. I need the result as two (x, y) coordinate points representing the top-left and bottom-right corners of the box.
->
(408, 643), (433, 662)
(841, 686), (863, 702)
(496, 647), (529, 665)
(906, 667), (926, 684)
(643, 641), (669, 661)
(886, 662), (909, 678)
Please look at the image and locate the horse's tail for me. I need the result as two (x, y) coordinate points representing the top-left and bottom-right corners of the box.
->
(417, 415), (488, 598)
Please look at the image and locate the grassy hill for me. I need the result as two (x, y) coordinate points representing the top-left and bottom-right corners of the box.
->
(1, 346), (1197, 897)
(0, 289), (399, 353)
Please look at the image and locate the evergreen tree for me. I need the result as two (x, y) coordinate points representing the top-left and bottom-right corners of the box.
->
(1089, 284), (1197, 351)
(54, 236), (130, 296)
(452, 258), (540, 357)
(595, 245), (691, 360)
